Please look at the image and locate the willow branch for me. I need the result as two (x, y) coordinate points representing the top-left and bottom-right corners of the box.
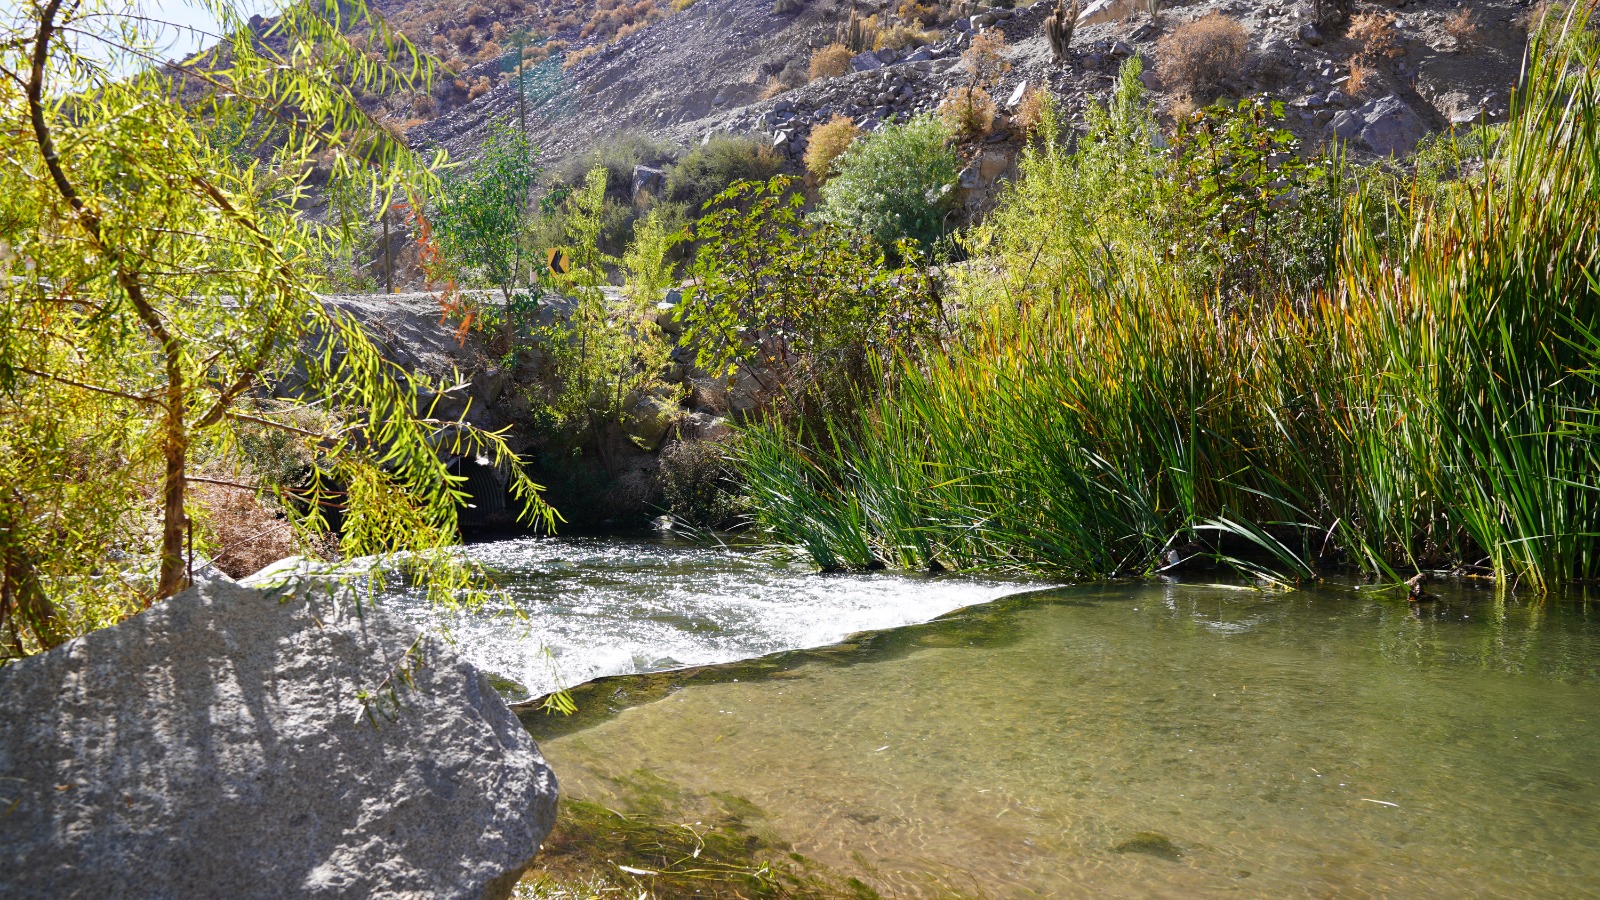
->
(17, 367), (163, 406)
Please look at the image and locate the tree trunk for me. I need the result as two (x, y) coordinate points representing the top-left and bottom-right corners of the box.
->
(143, 292), (191, 602)
(384, 209), (394, 294)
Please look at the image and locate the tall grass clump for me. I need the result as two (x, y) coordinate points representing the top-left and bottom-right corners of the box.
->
(734, 20), (1600, 592)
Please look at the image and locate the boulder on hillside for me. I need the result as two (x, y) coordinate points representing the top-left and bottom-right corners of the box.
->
(0, 579), (557, 900)
(1332, 95), (1429, 157)
(1077, 0), (1141, 27)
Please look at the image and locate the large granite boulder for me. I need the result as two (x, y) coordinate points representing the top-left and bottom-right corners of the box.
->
(0, 578), (557, 899)
(1332, 95), (1430, 157)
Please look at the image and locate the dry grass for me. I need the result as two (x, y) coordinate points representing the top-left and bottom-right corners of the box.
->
(1155, 12), (1250, 98)
(809, 43), (854, 81)
(1345, 57), (1379, 95)
(1348, 12), (1404, 62)
(876, 23), (940, 50)
(759, 76), (788, 99)
(564, 43), (604, 68)
(939, 85), (997, 139)
(1443, 8), (1481, 44)
(898, 0), (941, 25)
(466, 75), (492, 100)
(804, 114), (861, 179)
(191, 483), (301, 580)
(1012, 85), (1050, 137)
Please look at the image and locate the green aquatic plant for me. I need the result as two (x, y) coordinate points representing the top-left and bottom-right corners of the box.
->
(516, 798), (875, 898)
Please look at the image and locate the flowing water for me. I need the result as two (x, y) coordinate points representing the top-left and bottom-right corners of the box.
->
(510, 566), (1600, 898)
(386, 534), (1033, 700)
(391, 536), (1600, 896)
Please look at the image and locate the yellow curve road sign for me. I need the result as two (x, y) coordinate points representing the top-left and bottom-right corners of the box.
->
(547, 248), (571, 275)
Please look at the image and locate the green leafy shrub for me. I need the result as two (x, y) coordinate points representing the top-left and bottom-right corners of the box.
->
(676, 177), (944, 420)
(664, 135), (784, 211)
(659, 439), (745, 528)
(815, 114), (961, 255)
(531, 168), (676, 459)
(1159, 96), (1340, 303)
(429, 121), (542, 344)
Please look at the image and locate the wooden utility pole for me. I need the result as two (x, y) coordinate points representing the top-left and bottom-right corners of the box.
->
(516, 31), (528, 142)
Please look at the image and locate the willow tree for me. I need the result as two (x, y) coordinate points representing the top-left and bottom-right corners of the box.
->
(0, 0), (553, 658)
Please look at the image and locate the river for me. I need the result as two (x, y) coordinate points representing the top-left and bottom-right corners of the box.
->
(396, 535), (1600, 897)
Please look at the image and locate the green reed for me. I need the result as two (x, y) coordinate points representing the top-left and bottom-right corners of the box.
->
(735, 17), (1599, 591)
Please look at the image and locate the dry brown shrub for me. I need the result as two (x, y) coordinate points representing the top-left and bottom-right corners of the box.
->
(476, 40), (504, 63)
(759, 76), (788, 99)
(1443, 8), (1481, 43)
(191, 484), (300, 580)
(1348, 12), (1404, 61)
(1155, 12), (1250, 97)
(964, 28), (1010, 89)
(897, 0), (941, 25)
(804, 114), (860, 179)
(412, 92), (436, 116)
(1166, 93), (1199, 124)
(1012, 85), (1049, 136)
(876, 23), (939, 50)
(809, 42), (853, 80)
(564, 43), (604, 68)
(464, 3), (491, 25)
(467, 75), (492, 100)
(939, 85), (997, 139)
(1345, 57), (1379, 95)
(447, 26), (476, 51)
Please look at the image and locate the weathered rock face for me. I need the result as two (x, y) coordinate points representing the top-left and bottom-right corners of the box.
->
(0, 579), (557, 900)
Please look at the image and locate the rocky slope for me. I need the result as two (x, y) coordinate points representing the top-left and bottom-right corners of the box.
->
(409, 0), (1535, 168)
(341, 0), (1543, 291)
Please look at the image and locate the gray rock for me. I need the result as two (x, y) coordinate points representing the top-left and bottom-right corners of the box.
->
(1344, 95), (1429, 157)
(1298, 22), (1324, 46)
(623, 393), (682, 450)
(1077, 0), (1140, 27)
(0, 580), (557, 900)
(978, 148), (1012, 181)
(850, 51), (883, 72)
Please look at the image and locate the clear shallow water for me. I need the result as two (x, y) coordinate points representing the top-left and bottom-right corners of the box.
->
(530, 580), (1600, 898)
(385, 534), (1037, 698)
